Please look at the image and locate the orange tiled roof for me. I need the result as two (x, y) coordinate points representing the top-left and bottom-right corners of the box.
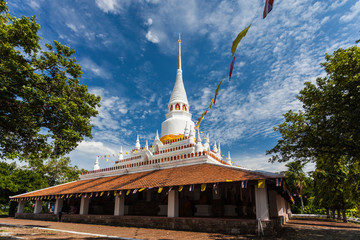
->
(11, 163), (277, 199)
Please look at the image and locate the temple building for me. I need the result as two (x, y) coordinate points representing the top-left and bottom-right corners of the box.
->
(10, 36), (292, 235)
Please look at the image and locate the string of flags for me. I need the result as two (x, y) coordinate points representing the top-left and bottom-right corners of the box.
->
(194, 0), (275, 128)
(10, 178), (287, 202)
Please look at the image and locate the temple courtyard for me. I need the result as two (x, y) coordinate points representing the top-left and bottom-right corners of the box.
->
(0, 217), (359, 239)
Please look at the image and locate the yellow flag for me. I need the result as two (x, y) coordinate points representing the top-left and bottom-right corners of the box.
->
(100, 192), (104, 196)
(125, 152), (128, 154)
(201, 184), (206, 192)
(90, 193), (93, 198)
(139, 188), (146, 192)
(258, 179), (265, 188)
(126, 190), (131, 195)
(78, 193), (82, 197)
(215, 78), (224, 95)
(226, 179), (233, 182)
(69, 194), (73, 198)
(231, 24), (251, 56)
(178, 186), (183, 192)
(61, 195), (64, 198)
(106, 159), (109, 162)
(209, 99), (214, 109)
(158, 187), (163, 193)
(114, 191), (117, 196)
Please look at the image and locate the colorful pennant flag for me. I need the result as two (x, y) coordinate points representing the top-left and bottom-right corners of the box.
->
(213, 78), (224, 105)
(276, 178), (282, 187)
(139, 188), (146, 192)
(263, 0), (274, 19)
(258, 179), (265, 188)
(178, 186), (184, 192)
(229, 56), (235, 81)
(158, 187), (163, 193)
(132, 189), (138, 194)
(241, 180), (248, 189)
(201, 184), (206, 192)
(168, 186), (173, 192)
(231, 24), (251, 56)
(100, 192), (104, 197)
(189, 184), (194, 192)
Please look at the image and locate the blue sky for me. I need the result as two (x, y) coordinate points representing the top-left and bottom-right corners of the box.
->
(8, 0), (360, 172)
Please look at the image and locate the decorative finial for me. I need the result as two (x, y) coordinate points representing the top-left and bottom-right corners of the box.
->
(118, 146), (124, 160)
(135, 135), (140, 150)
(93, 156), (100, 171)
(155, 130), (160, 140)
(227, 151), (232, 165)
(196, 128), (202, 143)
(178, 33), (182, 70)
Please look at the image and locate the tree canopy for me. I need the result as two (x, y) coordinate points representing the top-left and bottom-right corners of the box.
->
(0, 1), (101, 161)
(267, 44), (360, 221)
(267, 45), (360, 164)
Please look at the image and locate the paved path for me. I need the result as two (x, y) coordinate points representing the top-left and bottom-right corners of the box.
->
(0, 217), (359, 239)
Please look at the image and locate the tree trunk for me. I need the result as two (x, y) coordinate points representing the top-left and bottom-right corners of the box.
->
(326, 209), (330, 218)
(332, 209), (335, 219)
(342, 210), (347, 223)
(300, 195), (305, 214)
(337, 209), (341, 220)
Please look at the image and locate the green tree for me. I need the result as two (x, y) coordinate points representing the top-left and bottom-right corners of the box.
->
(0, 161), (47, 215)
(33, 157), (84, 186)
(267, 45), (360, 164)
(0, 0), (101, 161)
(313, 155), (360, 222)
(285, 161), (307, 214)
(267, 44), (360, 221)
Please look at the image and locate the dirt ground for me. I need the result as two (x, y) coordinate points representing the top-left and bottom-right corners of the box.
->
(0, 217), (359, 240)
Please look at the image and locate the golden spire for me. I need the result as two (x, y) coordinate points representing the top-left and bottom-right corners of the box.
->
(178, 33), (182, 70)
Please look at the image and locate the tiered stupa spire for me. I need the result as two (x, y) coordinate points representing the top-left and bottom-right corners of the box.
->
(161, 35), (194, 139)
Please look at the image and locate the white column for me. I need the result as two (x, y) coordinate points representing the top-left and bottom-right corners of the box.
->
(34, 200), (42, 214)
(17, 200), (25, 214)
(79, 196), (89, 215)
(54, 198), (64, 214)
(255, 185), (269, 220)
(114, 194), (125, 216)
(167, 190), (179, 217)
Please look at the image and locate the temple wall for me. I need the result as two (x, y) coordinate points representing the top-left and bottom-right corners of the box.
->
(15, 213), (288, 235)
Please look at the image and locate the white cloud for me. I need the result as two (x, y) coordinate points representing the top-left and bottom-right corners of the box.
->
(330, 0), (349, 10)
(89, 88), (130, 131)
(95, 0), (130, 14)
(340, 0), (360, 22)
(146, 31), (160, 43)
(75, 140), (116, 155)
(79, 58), (111, 79)
(145, 18), (153, 26)
(28, 0), (40, 10)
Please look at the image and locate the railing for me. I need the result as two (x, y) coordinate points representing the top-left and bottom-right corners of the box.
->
(153, 143), (195, 155)
(82, 150), (209, 175)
